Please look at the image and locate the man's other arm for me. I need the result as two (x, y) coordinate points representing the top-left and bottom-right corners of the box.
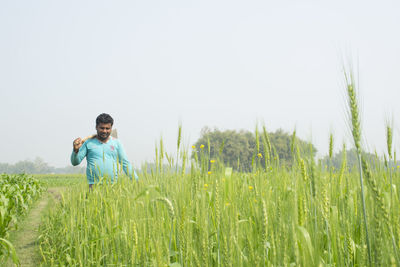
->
(117, 141), (138, 181)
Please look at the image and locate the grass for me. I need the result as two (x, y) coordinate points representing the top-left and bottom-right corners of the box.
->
(0, 174), (45, 265)
(5, 192), (51, 267)
(33, 174), (85, 187)
(0, 173), (79, 266)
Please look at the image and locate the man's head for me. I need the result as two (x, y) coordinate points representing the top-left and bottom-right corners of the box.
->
(95, 113), (113, 141)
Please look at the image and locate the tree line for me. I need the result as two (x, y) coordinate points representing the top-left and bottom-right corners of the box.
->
(0, 157), (85, 174)
(2, 128), (387, 175)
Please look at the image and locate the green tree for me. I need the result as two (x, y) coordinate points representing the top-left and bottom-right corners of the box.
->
(192, 127), (316, 172)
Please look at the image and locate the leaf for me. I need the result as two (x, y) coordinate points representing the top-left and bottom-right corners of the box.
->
(0, 237), (20, 265)
(297, 226), (314, 265)
(134, 189), (149, 201)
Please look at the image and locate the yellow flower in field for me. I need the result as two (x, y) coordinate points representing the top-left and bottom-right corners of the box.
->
(210, 160), (216, 164)
(222, 178), (225, 182)
(248, 185), (253, 190)
(192, 145), (196, 149)
(208, 171), (212, 175)
(257, 153), (262, 158)
(204, 183), (208, 188)
(254, 199), (258, 203)
(225, 202), (231, 206)
(200, 144), (205, 149)
(397, 165), (400, 169)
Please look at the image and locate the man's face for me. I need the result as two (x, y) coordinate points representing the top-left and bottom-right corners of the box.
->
(96, 123), (112, 141)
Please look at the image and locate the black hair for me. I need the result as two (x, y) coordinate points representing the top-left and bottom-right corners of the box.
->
(96, 113), (114, 126)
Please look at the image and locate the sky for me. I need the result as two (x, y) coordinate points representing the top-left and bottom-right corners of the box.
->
(0, 0), (399, 168)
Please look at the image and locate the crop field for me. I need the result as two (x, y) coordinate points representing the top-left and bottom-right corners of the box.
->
(33, 174), (85, 187)
(34, 148), (400, 266)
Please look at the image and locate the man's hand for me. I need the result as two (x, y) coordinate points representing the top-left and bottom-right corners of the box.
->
(73, 138), (83, 153)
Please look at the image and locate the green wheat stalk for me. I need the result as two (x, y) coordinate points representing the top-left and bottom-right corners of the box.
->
(177, 123), (182, 173)
(386, 120), (394, 204)
(344, 68), (372, 265)
(362, 158), (400, 266)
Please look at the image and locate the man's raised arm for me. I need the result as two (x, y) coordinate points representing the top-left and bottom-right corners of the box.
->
(71, 137), (87, 166)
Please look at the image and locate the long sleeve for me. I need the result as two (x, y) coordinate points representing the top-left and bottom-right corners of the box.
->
(71, 142), (87, 166)
(116, 141), (138, 181)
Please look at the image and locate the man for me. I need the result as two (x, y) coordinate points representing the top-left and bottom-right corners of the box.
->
(71, 113), (138, 188)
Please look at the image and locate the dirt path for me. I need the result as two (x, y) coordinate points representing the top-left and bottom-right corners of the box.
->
(6, 187), (64, 267)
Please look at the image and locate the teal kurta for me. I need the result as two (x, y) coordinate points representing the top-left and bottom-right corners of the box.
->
(71, 137), (138, 184)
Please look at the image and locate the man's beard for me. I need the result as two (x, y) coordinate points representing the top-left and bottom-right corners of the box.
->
(97, 132), (110, 141)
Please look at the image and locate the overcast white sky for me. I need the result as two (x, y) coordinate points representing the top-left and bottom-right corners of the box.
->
(1, 0), (399, 167)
